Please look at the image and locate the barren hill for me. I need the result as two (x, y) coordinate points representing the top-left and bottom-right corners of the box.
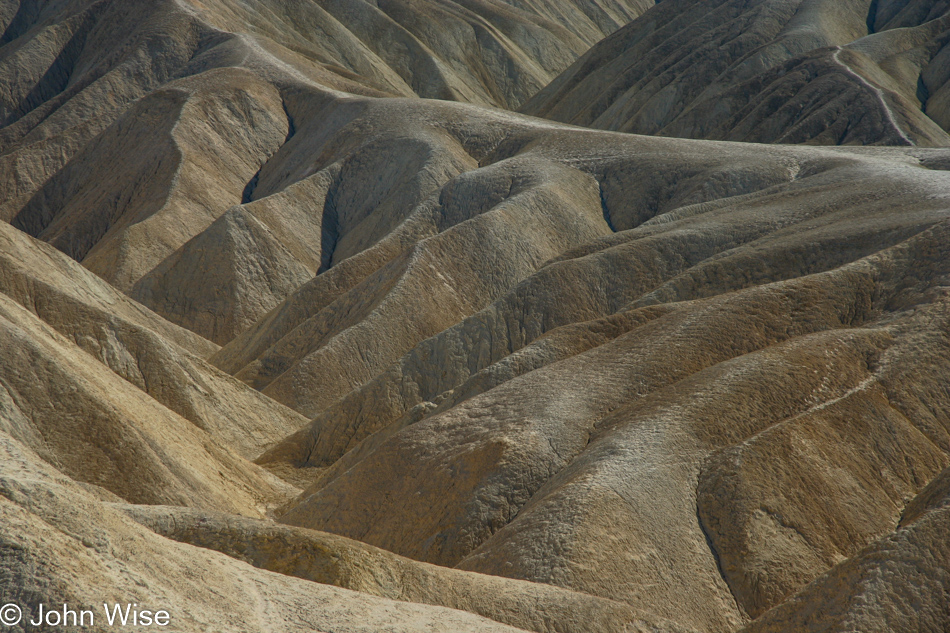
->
(0, 0), (651, 300)
(523, 0), (950, 145)
(2, 1), (950, 632)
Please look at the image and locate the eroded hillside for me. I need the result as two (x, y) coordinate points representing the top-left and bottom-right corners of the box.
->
(2, 1), (950, 632)
(523, 0), (950, 145)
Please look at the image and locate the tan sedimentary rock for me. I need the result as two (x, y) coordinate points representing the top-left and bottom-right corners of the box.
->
(0, 292), (295, 515)
(0, 433), (535, 633)
(0, 222), (308, 459)
(522, 0), (950, 145)
(1, 1), (950, 632)
(742, 462), (950, 633)
(119, 504), (662, 633)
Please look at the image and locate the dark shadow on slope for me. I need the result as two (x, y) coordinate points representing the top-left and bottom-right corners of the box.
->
(242, 99), (298, 204)
(4, 10), (98, 127)
(0, 0), (44, 46)
(867, 0), (881, 33)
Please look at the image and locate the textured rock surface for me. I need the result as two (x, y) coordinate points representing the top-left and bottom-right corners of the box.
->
(0, 0), (652, 340)
(182, 0), (653, 109)
(0, 222), (308, 459)
(742, 463), (950, 633)
(522, 0), (950, 145)
(0, 436), (534, 633)
(2, 1), (950, 632)
(0, 291), (294, 515)
(119, 504), (652, 633)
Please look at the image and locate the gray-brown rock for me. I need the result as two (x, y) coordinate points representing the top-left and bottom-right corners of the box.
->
(742, 461), (950, 633)
(0, 434), (535, 633)
(184, 0), (653, 109)
(118, 503), (659, 633)
(522, 0), (950, 145)
(1, 0), (650, 314)
(2, 1), (950, 632)
(0, 221), (308, 459)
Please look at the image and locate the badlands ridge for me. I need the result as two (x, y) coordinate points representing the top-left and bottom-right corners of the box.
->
(2, 0), (950, 631)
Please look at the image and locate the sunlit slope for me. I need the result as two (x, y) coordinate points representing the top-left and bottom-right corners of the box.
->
(1, 1), (950, 632)
(523, 0), (950, 146)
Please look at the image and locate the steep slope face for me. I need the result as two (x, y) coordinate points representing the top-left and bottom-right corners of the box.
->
(0, 437), (532, 633)
(118, 504), (643, 633)
(0, 0), (651, 332)
(184, 0), (654, 110)
(0, 73), (633, 627)
(267, 161), (950, 632)
(871, 0), (950, 31)
(196, 86), (950, 633)
(0, 0), (307, 294)
(0, 223), (306, 514)
(0, 222), (308, 459)
(522, 0), (950, 146)
(742, 462), (950, 633)
(12, 69), (291, 292)
(2, 1), (950, 632)
(212, 106), (615, 415)
(0, 293), (292, 515)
